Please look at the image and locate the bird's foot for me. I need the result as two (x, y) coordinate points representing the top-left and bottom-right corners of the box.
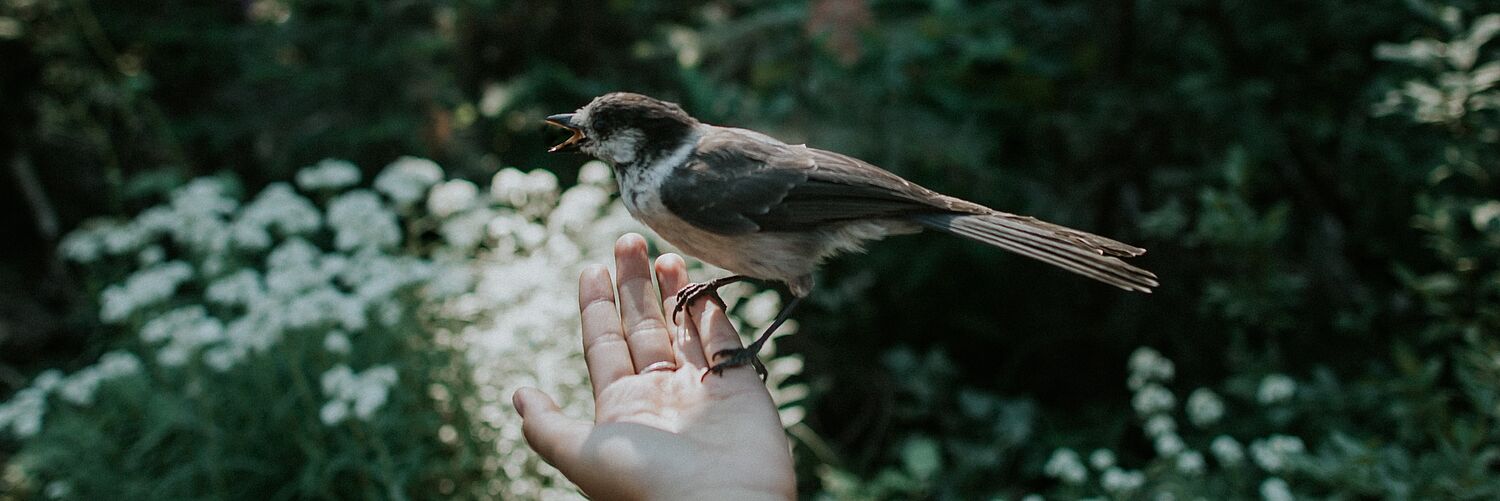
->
(671, 280), (731, 324)
(701, 347), (768, 382)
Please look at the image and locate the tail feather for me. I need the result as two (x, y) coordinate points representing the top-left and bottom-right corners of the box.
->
(911, 212), (1158, 292)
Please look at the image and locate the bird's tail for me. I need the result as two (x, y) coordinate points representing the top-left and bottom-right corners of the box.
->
(910, 212), (1159, 292)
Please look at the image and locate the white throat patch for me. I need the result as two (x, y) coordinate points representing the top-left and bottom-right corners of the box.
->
(620, 133), (699, 213)
(591, 128), (644, 165)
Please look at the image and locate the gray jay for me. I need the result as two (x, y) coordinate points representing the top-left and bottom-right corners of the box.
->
(546, 92), (1157, 379)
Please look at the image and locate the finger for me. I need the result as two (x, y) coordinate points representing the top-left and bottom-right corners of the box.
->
(513, 388), (594, 477)
(614, 234), (675, 371)
(694, 289), (746, 364)
(655, 254), (708, 368)
(579, 264), (632, 395)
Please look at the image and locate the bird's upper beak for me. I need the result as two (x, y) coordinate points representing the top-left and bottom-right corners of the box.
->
(544, 113), (586, 153)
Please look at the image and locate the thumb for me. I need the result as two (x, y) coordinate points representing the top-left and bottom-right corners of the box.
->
(513, 387), (593, 472)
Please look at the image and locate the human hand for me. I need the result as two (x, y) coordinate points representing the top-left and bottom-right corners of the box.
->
(512, 233), (795, 501)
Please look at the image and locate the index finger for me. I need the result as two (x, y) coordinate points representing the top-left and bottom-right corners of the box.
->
(579, 264), (633, 397)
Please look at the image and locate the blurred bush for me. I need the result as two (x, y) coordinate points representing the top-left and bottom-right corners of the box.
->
(1, 0), (1498, 498)
(0, 158), (807, 498)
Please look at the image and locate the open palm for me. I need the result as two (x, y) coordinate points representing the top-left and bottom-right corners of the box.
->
(512, 234), (794, 501)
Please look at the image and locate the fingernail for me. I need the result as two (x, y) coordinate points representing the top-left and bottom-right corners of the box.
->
(512, 389), (529, 416)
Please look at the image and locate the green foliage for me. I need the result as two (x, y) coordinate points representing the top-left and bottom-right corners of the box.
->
(2, 164), (487, 499)
(4, 0), (1500, 498)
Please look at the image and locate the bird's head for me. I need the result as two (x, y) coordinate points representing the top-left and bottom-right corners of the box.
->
(545, 92), (700, 166)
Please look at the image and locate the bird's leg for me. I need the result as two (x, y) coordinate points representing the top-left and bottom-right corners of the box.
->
(672, 275), (750, 325)
(703, 295), (805, 382)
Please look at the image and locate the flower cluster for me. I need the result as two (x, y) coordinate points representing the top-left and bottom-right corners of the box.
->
(373, 156), (443, 206)
(319, 364), (400, 424)
(1043, 347), (1312, 499)
(295, 158), (362, 191)
(0, 351), (141, 438)
(7, 156), (806, 499)
(3, 158), (455, 443)
(1256, 374), (1297, 405)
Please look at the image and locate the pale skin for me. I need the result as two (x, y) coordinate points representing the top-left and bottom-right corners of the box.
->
(511, 233), (796, 500)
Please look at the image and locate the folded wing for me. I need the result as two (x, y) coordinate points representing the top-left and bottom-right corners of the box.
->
(658, 127), (1157, 291)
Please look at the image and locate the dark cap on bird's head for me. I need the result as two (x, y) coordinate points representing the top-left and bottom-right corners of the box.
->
(545, 92), (700, 165)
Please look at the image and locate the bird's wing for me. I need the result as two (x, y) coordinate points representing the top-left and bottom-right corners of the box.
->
(790, 144), (1146, 258)
(660, 127), (1146, 257)
(658, 127), (1156, 291)
(659, 127), (968, 234)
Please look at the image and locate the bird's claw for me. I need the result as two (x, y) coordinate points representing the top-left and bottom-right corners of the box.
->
(672, 282), (729, 324)
(700, 348), (768, 382)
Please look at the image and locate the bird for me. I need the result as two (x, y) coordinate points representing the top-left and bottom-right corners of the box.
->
(545, 92), (1157, 379)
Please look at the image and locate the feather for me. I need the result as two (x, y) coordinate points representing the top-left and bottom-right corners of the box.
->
(910, 213), (1158, 292)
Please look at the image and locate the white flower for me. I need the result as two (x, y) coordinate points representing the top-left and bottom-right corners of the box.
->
(491, 168), (559, 214)
(225, 304), (286, 354)
(351, 366), (398, 419)
(1257, 374), (1297, 405)
(1144, 414), (1177, 438)
(1100, 467), (1145, 493)
(58, 353), (139, 406)
(0, 388), (46, 438)
(486, 212), (547, 253)
(427, 179), (479, 217)
(1132, 383), (1176, 415)
(1186, 388), (1225, 427)
(1089, 449), (1116, 470)
(327, 190), (401, 251)
(1250, 435), (1305, 472)
(99, 261), (194, 323)
(284, 287), (353, 329)
(320, 400), (350, 425)
(375, 156), (444, 205)
(1211, 435), (1245, 465)
(1154, 433), (1185, 457)
(206, 269), (266, 307)
(577, 160), (613, 187)
(241, 183), (321, 236)
(1175, 450), (1205, 475)
(44, 481), (71, 499)
(99, 351), (142, 378)
(1127, 346), (1175, 389)
(140, 307), (225, 368)
(322, 366), (355, 398)
(426, 264), (476, 299)
(265, 239), (329, 296)
(99, 222), (150, 256)
(230, 218), (273, 250)
(340, 251), (435, 301)
(324, 331), (352, 355)
(296, 158), (362, 190)
(137, 245), (165, 266)
(1260, 477), (1294, 501)
(377, 300), (403, 327)
(170, 178), (238, 217)
(59, 228), (103, 263)
(320, 364), (400, 424)
(525, 170), (558, 196)
(439, 209), (492, 250)
(32, 370), (64, 392)
(548, 184), (610, 233)
(202, 346), (243, 372)
(1043, 448), (1088, 485)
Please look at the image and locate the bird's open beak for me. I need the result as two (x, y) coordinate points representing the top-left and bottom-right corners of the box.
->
(544, 113), (586, 153)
